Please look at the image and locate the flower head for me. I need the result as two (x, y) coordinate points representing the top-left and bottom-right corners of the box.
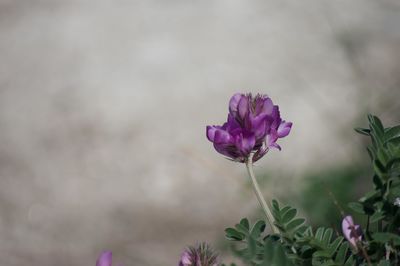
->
(342, 215), (362, 249)
(178, 243), (220, 266)
(96, 251), (122, 266)
(207, 93), (292, 162)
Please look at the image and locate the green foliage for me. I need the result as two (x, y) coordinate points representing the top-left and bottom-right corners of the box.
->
(372, 232), (400, 246)
(358, 115), (400, 181)
(222, 115), (400, 265)
(272, 200), (353, 266)
(262, 239), (295, 266)
(225, 201), (355, 266)
(348, 115), (400, 262)
(271, 200), (306, 244)
(224, 218), (293, 265)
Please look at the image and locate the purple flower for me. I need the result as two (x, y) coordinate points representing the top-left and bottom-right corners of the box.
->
(178, 243), (220, 266)
(207, 93), (292, 162)
(342, 215), (362, 249)
(96, 251), (122, 266)
(179, 250), (193, 266)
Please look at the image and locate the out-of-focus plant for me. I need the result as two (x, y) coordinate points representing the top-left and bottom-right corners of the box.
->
(96, 251), (123, 266)
(299, 167), (365, 228)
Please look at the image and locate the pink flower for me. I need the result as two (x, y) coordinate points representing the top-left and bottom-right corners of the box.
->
(342, 216), (362, 249)
(178, 243), (220, 266)
(96, 251), (123, 266)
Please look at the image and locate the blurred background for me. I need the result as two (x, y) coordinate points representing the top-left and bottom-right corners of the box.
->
(0, 0), (400, 265)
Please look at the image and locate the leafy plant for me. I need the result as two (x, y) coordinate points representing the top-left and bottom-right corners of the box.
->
(224, 218), (293, 265)
(351, 115), (400, 226)
(223, 115), (400, 265)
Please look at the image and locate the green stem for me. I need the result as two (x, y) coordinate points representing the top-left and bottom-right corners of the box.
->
(245, 154), (279, 234)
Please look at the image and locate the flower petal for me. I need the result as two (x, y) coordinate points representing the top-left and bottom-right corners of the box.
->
(277, 121), (292, 138)
(266, 128), (280, 150)
(226, 114), (241, 131)
(342, 215), (362, 248)
(179, 251), (192, 266)
(229, 93), (243, 116)
(235, 132), (255, 156)
(237, 96), (249, 120)
(206, 125), (221, 142)
(213, 129), (233, 145)
(96, 251), (113, 266)
(247, 113), (269, 140)
(259, 97), (273, 115)
(213, 130), (236, 158)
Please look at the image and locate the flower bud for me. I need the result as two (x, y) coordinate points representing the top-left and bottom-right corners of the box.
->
(178, 243), (219, 266)
(342, 215), (362, 249)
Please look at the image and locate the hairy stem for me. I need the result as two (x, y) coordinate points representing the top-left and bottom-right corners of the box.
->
(358, 243), (372, 266)
(245, 154), (279, 234)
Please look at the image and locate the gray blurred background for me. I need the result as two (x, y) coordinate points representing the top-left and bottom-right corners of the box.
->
(0, 0), (400, 265)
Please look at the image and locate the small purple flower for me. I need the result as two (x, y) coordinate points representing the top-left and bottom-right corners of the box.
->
(96, 251), (122, 266)
(207, 93), (292, 162)
(178, 243), (220, 266)
(179, 250), (192, 266)
(342, 215), (362, 249)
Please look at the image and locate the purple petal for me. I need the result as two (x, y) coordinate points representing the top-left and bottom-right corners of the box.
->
(235, 132), (255, 156)
(213, 142), (235, 159)
(213, 130), (236, 158)
(269, 143), (281, 150)
(96, 251), (112, 266)
(253, 119), (267, 140)
(206, 125), (221, 142)
(259, 97), (273, 115)
(266, 129), (279, 149)
(213, 129), (233, 145)
(342, 216), (362, 248)
(277, 121), (292, 138)
(229, 93), (243, 115)
(179, 251), (192, 266)
(237, 96), (249, 120)
(342, 216), (353, 239)
(270, 106), (281, 129)
(226, 114), (241, 131)
(247, 113), (270, 139)
(351, 225), (362, 239)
